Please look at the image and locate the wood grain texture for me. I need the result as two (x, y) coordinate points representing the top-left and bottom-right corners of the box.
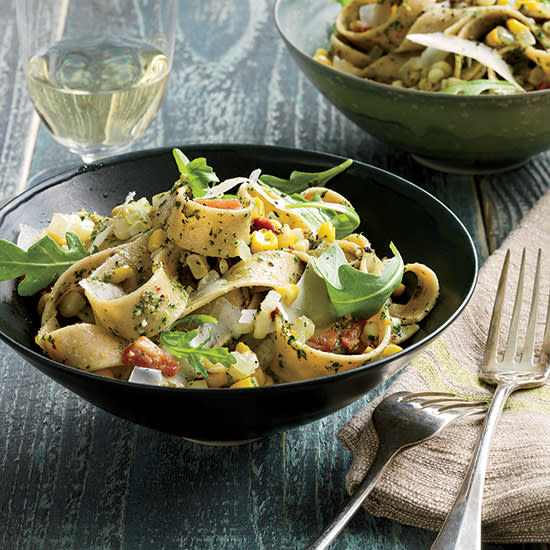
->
(0, 1), (38, 198)
(1, 1), (548, 549)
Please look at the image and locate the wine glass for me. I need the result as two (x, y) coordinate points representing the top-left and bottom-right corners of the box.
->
(16, 0), (177, 163)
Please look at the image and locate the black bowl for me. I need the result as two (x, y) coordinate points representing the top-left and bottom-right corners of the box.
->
(0, 145), (477, 442)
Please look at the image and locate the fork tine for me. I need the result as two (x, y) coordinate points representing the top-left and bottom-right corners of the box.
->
(502, 248), (526, 363)
(540, 274), (550, 362)
(398, 391), (486, 411)
(523, 249), (542, 362)
(483, 249), (511, 365)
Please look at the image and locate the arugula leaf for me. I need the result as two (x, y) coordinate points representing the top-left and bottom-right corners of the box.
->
(310, 243), (403, 319)
(172, 148), (220, 198)
(0, 232), (89, 296)
(256, 182), (359, 239)
(177, 314), (218, 326)
(160, 329), (236, 379)
(439, 79), (516, 95)
(285, 194), (360, 238)
(259, 159), (352, 194)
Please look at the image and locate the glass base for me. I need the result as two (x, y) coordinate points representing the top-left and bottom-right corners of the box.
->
(63, 140), (136, 164)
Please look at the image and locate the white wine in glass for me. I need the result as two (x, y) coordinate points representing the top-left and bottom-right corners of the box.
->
(17, 0), (177, 163)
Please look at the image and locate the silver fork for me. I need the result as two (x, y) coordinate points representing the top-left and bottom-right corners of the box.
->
(431, 248), (550, 550)
(306, 391), (486, 550)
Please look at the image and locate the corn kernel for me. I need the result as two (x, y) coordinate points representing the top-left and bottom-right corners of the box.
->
(317, 221), (336, 242)
(58, 291), (87, 318)
(251, 197), (265, 218)
(186, 254), (209, 279)
(147, 228), (166, 252)
(516, 0), (538, 10)
(431, 61), (453, 76)
(427, 67), (445, 84)
(49, 233), (66, 247)
(293, 239), (310, 252)
(254, 368), (266, 385)
(275, 283), (299, 306)
(235, 342), (251, 354)
(485, 26), (514, 47)
(507, 18), (529, 34)
(506, 18), (535, 45)
(230, 376), (259, 388)
(218, 258), (230, 274)
(106, 265), (134, 284)
(380, 344), (403, 358)
(314, 48), (332, 67)
(250, 229), (278, 253)
(277, 224), (296, 248)
(204, 360), (225, 374)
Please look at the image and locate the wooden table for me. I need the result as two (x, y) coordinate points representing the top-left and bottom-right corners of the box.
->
(1, 1), (548, 549)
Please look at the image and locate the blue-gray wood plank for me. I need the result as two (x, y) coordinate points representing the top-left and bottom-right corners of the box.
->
(1, 1), (549, 549)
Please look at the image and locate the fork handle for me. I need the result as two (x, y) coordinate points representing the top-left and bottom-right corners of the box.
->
(430, 382), (514, 550)
(306, 444), (398, 550)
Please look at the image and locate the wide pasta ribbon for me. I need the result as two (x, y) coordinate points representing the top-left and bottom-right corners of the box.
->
(158, 186), (253, 258)
(336, 0), (437, 52)
(269, 309), (393, 383)
(80, 234), (188, 340)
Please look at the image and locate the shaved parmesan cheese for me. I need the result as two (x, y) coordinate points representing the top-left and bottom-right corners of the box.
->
(202, 177), (250, 199)
(249, 168), (261, 182)
(359, 2), (392, 28)
(129, 366), (165, 385)
(17, 224), (42, 250)
(406, 32), (523, 90)
(80, 279), (126, 301)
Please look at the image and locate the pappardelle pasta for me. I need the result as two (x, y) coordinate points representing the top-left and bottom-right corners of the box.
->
(0, 152), (439, 388)
(314, 0), (550, 93)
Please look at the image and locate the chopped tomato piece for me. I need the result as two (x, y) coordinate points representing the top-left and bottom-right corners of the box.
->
(122, 336), (180, 377)
(307, 318), (369, 355)
(307, 327), (342, 353)
(341, 320), (367, 353)
(252, 217), (278, 232)
(195, 198), (242, 210)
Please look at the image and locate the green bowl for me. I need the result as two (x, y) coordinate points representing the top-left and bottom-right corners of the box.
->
(274, 0), (550, 174)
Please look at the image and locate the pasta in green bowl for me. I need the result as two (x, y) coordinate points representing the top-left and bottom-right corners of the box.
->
(275, 0), (550, 173)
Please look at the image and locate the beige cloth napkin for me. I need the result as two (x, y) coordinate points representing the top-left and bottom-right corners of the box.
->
(338, 192), (550, 544)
